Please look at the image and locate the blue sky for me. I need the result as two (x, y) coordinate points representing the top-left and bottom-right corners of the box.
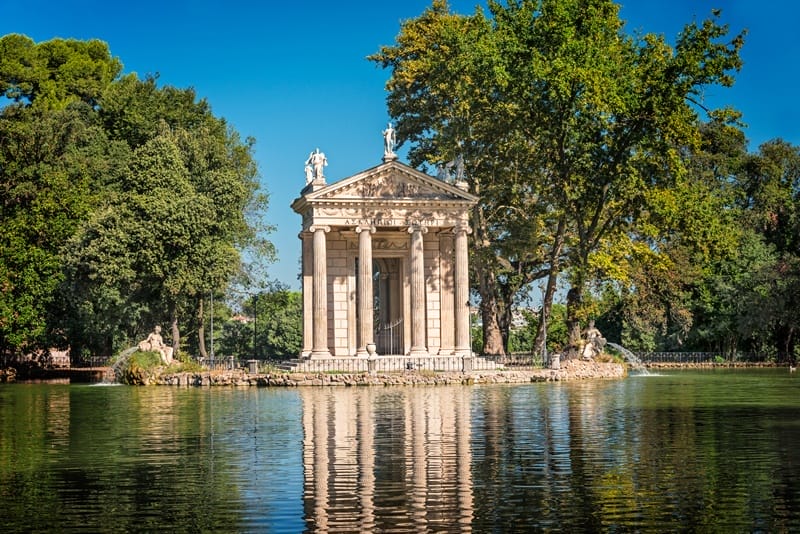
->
(2, 1), (798, 289)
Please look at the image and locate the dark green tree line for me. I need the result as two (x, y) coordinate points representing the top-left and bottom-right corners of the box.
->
(0, 34), (272, 359)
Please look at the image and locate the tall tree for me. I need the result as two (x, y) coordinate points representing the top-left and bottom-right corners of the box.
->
(371, 1), (553, 354)
(0, 34), (121, 110)
(372, 0), (744, 355)
(59, 123), (265, 359)
(735, 140), (800, 360)
(0, 34), (270, 359)
(0, 34), (124, 356)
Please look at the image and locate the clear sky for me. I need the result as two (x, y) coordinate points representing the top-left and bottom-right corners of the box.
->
(2, 1), (798, 289)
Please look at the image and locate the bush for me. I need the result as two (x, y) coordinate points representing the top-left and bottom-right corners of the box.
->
(122, 350), (163, 385)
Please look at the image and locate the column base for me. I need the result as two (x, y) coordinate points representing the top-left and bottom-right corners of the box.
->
(455, 348), (472, 358)
(309, 350), (332, 359)
(409, 347), (429, 356)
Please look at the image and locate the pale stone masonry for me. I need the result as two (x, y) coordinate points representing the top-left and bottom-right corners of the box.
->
(291, 157), (479, 359)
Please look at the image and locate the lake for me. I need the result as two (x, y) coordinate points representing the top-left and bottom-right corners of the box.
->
(1, 369), (799, 532)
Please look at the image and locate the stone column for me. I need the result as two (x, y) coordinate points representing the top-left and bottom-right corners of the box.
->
(356, 225), (375, 357)
(311, 225), (331, 358)
(408, 224), (428, 355)
(454, 223), (471, 357)
(438, 234), (455, 355)
(300, 232), (312, 357)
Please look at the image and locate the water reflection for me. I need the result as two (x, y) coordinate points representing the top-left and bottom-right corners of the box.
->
(297, 373), (800, 532)
(1, 371), (800, 532)
(300, 387), (474, 532)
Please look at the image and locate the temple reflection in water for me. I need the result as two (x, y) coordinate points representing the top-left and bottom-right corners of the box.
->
(300, 387), (474, 532)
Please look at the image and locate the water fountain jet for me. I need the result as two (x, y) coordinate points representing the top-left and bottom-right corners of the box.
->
(606, 342), (650, 375)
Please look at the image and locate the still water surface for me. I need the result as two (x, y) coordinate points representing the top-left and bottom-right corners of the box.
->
(1, 369), (799, 532)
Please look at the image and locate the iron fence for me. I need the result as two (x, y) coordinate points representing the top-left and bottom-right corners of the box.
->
(70, 356), (113, 368)
(636, 352), (773, 364)
(197, 357), (240, 371)
(482, 353), (546, 370)
(274, 354), (511, 374)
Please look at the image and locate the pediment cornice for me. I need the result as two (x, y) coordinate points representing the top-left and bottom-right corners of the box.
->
(291, 160), (478, 231)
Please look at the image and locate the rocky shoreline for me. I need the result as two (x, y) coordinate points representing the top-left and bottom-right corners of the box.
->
(150, 359), (626, 387)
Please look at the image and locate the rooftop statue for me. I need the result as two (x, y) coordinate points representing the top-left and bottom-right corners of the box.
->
(305, 148), (327, 183)
(382, 122), (397, 160)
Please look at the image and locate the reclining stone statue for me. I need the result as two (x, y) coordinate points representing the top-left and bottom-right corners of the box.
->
(138, 325), (174, 365)
(581, 320), (606, 360)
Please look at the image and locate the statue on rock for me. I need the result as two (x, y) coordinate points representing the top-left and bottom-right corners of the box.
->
(138, 325), (174, 365)
(305, 148), (327, 183)
(581, 320), (606, 360)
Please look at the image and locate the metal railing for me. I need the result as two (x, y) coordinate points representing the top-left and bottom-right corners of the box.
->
(70, 356), (113, 368)
(375, 318), (403, 356)
(197, 357), (240, 371)
(636, 352), (772, 364)
(485, 353), (546, 370)
(276, 354), (508, 374)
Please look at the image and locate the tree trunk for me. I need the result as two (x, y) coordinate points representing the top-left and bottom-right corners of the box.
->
(197, 297), (208, 359)
(565, 286), (584, 359)
(533, 216), (567, 358)
(478, 267), (506, 355)
(472, 200), (506, 356)
(169, 301), (180, 359)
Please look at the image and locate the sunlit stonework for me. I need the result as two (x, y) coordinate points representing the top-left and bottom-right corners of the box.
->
(291, 142), (478, 361)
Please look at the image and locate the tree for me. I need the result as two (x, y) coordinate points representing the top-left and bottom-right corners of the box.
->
(0, 35), (270, 360)
(0, 34), (124, 356)
(59, 127), (261, 358)
(254, 289), (302, 359)
(0, 103), (127, 356)
(371, 0), (744, 356)
(0, 34), (121, 110)
(734, 140), (800, 360)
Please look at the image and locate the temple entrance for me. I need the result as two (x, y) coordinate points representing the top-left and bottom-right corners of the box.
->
(373, 258), (403, 355)
(292, 153), (478, 360)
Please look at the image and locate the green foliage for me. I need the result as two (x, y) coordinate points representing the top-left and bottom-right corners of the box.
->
(254, 289), (302, 359)
(0, 102), (125, 354)
(0, 35), (271, 358)
(0, 34), (122, 110)
(121, 350), (163, 385)
(508, 305), (569, 354)
(220, 320), (255, 361)
(371, 0), (745, 353)
(214, 289), (301, 361)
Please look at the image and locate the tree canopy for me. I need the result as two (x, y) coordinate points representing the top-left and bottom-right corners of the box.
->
(0, 34), (272, 360)
(372, 0), (752, 357)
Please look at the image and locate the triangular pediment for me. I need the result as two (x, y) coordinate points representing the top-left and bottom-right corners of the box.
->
(303, 160), (478, 204)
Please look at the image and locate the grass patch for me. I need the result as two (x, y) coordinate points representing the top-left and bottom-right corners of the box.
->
(122, 350), (163, 385)
(171, 360), (204, 373)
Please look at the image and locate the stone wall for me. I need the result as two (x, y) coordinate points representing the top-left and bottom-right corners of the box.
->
(153, 359), (625, 387)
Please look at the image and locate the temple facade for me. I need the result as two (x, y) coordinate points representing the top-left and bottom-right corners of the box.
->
(291, 149), (478, 360)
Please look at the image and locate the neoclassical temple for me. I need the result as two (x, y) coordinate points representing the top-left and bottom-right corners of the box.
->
(291, 134), (478, 360)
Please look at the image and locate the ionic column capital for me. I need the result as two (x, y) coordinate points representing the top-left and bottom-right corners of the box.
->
(407, 223), (429, 235)
(309, 225), (331, 234)
(453, 222), (472, 236)
(355, 225), (376, 234)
